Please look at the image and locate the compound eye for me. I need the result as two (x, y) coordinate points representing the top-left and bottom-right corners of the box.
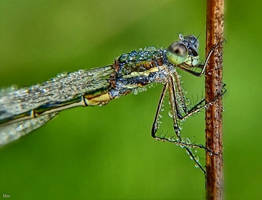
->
(168, 43), (187, 57)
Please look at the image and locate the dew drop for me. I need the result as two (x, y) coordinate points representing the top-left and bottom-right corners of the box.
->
(168, 111), (172, 118)
(185, 138), (191, 144)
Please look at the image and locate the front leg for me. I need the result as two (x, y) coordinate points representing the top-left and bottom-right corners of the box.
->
(177, 41), (223, 77)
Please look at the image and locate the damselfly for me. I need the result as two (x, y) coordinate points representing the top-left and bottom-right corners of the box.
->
(0, 34), (225, 173)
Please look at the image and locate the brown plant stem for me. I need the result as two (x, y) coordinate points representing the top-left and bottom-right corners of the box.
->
(205, 0), (224, 200)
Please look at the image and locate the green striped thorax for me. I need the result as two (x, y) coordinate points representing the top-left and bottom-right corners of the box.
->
(167, 34), (200, 67)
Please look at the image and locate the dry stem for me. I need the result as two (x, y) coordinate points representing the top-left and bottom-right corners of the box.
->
(205, 0), (224, 199)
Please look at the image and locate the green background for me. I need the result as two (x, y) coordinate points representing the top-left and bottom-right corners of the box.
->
(0, 0), (261, 199)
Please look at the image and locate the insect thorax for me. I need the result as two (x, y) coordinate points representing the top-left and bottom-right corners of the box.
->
(117, 47), (167, 74)
(109, 48), (170, 98)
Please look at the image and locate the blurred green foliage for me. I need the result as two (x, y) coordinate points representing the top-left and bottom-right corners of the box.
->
(0, 0), (261, 199)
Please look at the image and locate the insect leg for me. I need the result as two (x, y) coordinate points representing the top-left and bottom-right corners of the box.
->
(168, 75), (206, 174)
(151, 83), (168, 138)
(151, 78), (208, 173)
(173, 71), (188, 113)
(155, 75), (211, 152)
(163, 80), (226, 152)
(177, 83), (227, 121)
(150, 81), (206, 148)
(168, 75), (182, 138)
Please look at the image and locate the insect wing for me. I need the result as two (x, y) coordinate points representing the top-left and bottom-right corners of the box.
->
(0, 113), (57, 147)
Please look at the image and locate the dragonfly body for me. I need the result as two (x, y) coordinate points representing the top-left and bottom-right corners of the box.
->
(0, 48), (167, 125)
(0, 34), (223, 173)
(0, 44), (187, 125)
